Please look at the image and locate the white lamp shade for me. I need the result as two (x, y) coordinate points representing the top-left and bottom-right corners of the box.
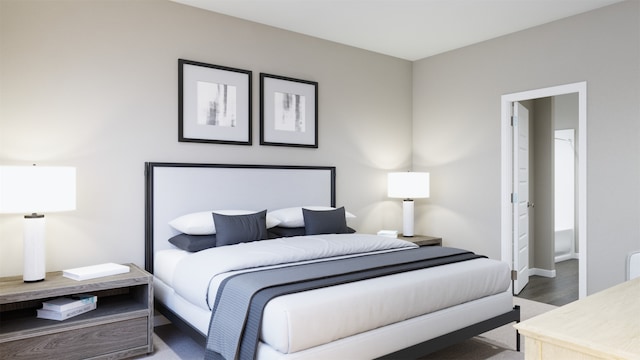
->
(0, 166), (76, 214)
(388, 172), (430, 199)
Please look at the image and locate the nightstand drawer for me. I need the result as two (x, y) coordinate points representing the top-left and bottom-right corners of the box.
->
(0, 317), (148, 360)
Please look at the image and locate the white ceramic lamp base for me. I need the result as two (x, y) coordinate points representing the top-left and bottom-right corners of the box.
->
(402, 199), (415, 237)
(23, 215), (46, 282)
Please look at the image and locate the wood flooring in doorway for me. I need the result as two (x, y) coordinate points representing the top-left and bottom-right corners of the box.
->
(517, 259), (578, 306)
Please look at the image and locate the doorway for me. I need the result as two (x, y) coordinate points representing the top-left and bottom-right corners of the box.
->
(500, 82), (587, 300)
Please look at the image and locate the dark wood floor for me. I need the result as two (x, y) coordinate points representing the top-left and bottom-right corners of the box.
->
(516, 259), (578, 306)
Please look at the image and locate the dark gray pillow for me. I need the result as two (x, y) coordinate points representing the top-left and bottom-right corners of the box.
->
(168, 233), (217, 252)
(213, 210), (268, 246)
(302, 207), (349, 235)
(269, 226), (307, 238)
(269, 225), (356, 238)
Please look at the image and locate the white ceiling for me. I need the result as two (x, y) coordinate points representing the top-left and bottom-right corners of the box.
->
(171, 0), (623, 61)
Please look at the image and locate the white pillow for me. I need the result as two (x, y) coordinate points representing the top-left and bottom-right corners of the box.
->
(169, 210), (281, 235)
(269, 206), (356, 228)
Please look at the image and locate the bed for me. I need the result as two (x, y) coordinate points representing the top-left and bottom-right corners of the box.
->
(145, 162), (520, 359)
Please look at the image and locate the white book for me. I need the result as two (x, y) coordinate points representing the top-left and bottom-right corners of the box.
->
(63, 263), (129, 281)
(42, 294), (97, 312)
(37, 302), (97, 321)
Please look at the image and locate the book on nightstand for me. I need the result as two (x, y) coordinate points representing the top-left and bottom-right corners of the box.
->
(62, 263), (129, 281)
(37, 302), (97, 321)
(42, 294), (97, 312)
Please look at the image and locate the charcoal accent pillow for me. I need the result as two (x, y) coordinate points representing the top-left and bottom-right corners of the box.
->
(269, 225), (356, 238)
(268, 226), (306, 238)
(302, 207), (350, 235)
(213, 210), (269, 246)
(168, 234), (217, 252)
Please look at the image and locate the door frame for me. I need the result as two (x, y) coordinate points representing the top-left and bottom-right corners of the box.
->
(500, 81), (587, 299)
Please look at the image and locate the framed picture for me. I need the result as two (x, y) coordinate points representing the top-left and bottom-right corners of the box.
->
(179, 59), (252, 145)
(260, 73), (318, 148)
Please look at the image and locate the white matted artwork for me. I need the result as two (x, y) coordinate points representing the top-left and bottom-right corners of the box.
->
(179, 59), (252, 145)
(260, 73), (318, 148)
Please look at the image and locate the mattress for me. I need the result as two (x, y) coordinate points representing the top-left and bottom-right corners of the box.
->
(155, 234), (511, 355)
(257, 291), (514, 360)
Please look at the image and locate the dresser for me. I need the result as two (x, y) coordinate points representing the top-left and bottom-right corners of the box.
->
(515, 277), (640, 359)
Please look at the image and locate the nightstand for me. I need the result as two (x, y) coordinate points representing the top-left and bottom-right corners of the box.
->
(399, 234), (442, 247)
(0, 263), (153, 359)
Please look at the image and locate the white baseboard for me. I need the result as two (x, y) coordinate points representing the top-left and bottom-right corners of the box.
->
(555, 252), (579, 263)
(529, 267), (556, 278)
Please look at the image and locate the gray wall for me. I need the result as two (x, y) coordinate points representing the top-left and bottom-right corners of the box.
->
(0, 0), (413, 276)
(413, 0), (640, 293)
(555, 93), (580, 130)
(532, 98), (554, 272)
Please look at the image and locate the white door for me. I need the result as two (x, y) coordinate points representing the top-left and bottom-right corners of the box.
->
(513, 102), (530, 295)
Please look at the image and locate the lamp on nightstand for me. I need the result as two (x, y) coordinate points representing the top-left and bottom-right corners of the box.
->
(0, 165), (76, 282)
(388, 172), (429, 237)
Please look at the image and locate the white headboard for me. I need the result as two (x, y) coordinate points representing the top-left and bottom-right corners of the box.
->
(144, 162), (336, 273)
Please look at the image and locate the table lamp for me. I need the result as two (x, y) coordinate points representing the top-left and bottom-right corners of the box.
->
(388, 172), (429, 237)
(0, 165), (76, 282)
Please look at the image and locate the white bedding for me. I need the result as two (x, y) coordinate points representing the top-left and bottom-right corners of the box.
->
(170, 234), (418, 310)
(155, 234), (511, 355)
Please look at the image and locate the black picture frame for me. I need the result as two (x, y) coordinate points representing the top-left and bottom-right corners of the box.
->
(178, 59), (252, 145)
(260, 73), (318, 148)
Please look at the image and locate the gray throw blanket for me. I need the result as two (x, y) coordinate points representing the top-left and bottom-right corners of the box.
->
(205, 246), (484, 360)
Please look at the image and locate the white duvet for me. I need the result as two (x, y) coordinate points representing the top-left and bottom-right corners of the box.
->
(162, 234), (511, 355)
(171, 234), (417, 310)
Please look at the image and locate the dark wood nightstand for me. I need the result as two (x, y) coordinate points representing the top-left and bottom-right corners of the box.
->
(399, 234), (442, 246)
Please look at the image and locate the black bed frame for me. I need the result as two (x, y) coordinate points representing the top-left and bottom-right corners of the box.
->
(144, 162), (521, 358)
(377, 306), (520, 359)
